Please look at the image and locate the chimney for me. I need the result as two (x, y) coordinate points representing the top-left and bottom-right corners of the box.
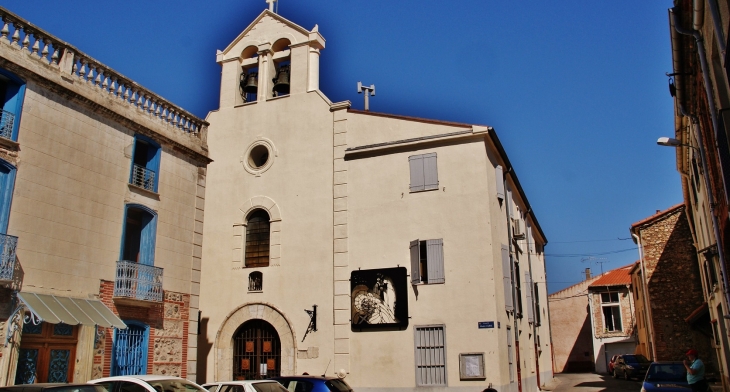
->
(585, 268), (591, 280)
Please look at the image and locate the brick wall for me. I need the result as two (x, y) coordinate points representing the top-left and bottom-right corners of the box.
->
(635, 206), (710, 361)
(95, 280), (190, 378)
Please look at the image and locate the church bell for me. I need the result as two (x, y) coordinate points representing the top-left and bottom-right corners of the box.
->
(240, 70), (259, 97)
(272, 65), (290, 95)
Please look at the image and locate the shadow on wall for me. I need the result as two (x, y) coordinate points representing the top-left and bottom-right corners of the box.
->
(197, 317), (212, 382)
(561, 312), (595, 373)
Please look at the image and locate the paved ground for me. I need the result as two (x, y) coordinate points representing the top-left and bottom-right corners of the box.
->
(544, 372), (642, 391)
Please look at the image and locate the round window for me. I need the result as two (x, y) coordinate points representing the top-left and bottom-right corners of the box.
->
(249, 144), (270, 168)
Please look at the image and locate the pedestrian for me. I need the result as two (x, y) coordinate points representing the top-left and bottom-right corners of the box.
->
(683, 349), (709, 392)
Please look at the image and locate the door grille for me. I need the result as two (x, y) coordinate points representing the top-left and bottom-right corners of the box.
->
(233, 319), (280, 379)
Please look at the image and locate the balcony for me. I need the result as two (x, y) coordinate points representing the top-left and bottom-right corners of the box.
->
(0, 110), (14, 140)
(130, 164), (156, 192)
(113, 260), (163, 305)
(0, 233), (18, 281)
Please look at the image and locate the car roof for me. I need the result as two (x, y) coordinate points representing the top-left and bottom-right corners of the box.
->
(271, 376), (339, 381)
(202, 381), (279, 386)
(90, 376), (194, 383)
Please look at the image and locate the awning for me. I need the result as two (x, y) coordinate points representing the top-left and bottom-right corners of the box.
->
(17, 292), (127, 329)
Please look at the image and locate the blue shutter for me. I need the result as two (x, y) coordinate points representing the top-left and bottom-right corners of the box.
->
(409, 155), (425, 192)
(138, 210), (157, 266)
(495, 165), (504, 200)
(0, 160), (16, 234)
(112, 322), (149, 376)
(410, 240), (420, 284)
(426, 239), (444, 284)
(146, 142), (161, 192)
(423, 153), (438, 190)
(502, 244), (513, 312)
(0, 75), (25, 141)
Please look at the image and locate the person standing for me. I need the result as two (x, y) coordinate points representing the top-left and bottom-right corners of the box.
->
(684, 349), (709, 392)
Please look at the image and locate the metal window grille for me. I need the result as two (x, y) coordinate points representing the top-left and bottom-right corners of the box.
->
(0, 110), (14, 139)
(248, 272), (262, 291)
(0, 233), (18, 281)
(414, 325), (446, 386)
(507, 326), (514, 382)
(47, 349), (70, 382)
(114, 260), (163, 302)
(112, 324), (148, 376)
(245, 211), (270, 267)
(233, 319), (281, 380)
(15, 349), (38, 384)
(131, 164), (156, 191)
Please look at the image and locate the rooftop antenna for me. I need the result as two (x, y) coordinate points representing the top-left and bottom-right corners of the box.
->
(580, 256), (609, 275)
(357, 82), (375, 111)
(266, 0), (277, 13)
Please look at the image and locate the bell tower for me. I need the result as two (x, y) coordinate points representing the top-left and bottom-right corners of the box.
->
(216, 5), (325, 108)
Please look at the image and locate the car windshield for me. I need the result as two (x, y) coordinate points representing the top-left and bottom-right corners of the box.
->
(646, 364), (687, 382)
(624, 355), (651, 363)
(144, 379), (207, 392)
(324, 380), (351, 392)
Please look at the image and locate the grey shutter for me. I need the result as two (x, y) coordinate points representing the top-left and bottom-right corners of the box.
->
(495, 165), (504, 200)
(423, 153), (438, 190)
(525, 272), (534, 323)
(426, 239), (445, 284)
(501, 244), (513, 312)
(526, 221), (534, 253)
(409, 155), (425, 192)
(410, 240), (421, 284)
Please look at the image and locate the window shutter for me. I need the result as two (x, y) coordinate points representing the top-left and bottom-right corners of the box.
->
(534, 282), (541, 326)
(526, 221), (534, 253)
(524, 272), (534, 323)
(139, 212), (157, 266)
(495, 165), (504, 200)
(410, 240), (421, 284)
(426, 239), (445, 284)
(423, 153), (438, 190)
(506, 185), (514, 218)
(501, 244), (513, 312)
(409, 155), (425, 192)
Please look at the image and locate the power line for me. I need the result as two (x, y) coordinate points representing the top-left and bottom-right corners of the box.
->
(549, 237), (632, 244)
(545, 247), (637, 258)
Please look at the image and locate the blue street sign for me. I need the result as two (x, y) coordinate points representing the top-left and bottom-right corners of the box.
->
(478, 321), (494, 329)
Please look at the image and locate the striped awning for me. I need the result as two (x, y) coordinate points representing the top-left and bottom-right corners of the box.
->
(17, 292), (127, 329)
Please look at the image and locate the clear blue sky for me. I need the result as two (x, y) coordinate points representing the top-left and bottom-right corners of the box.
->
(3, 0), (680, 293)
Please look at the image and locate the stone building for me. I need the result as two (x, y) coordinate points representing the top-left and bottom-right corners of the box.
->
(629, 205), (713, 366)
(197, 5), (553, 392)
(666, 1), (730, 389)
(547, 270), (599, 373)
(586, 265), (636, 374)
(0, 7), (209, 384)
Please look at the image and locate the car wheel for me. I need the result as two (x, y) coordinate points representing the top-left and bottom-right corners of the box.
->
(613, 369), (618, 379)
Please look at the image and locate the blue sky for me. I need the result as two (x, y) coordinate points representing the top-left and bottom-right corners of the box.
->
(3, 0), (679, 293)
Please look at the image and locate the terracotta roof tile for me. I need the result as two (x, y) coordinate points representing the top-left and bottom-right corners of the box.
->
(589, 264), (635, 287)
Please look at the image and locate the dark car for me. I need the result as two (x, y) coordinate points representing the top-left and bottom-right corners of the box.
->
(0, 385), (105, 392)
(272, 376), (353, 392)
(642, 362), (690, 391)
(613, 354), (652, 380)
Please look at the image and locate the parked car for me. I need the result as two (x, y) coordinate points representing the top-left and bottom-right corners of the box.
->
(89, 375), (207, 392)
(0, 385), (105, 392)
(607, 355), (619, 374)
(202, 381), (288, 392)
(271, 375), (353, 392)
(641, 362), (689, 391)
(613, 354), (652, 380)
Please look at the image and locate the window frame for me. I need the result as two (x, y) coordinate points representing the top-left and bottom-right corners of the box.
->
(414, 324), (447, 386)
(119, 204), (158, 266)
(0, 158), (17, 234)
(111, 320), (150, 376)
(408, 152), (439, 193)
(129, 135), (161, 193)
(244, 209), (271, 268)
(0, 68), (26, 141)
(409, 238), (445, 285)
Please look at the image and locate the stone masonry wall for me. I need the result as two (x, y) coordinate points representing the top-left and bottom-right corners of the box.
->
(95, 281), (190, 378)
(590, 286), (634, 339)
(636, 207), (710, 361)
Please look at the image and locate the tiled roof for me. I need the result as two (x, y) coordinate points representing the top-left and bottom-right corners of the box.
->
(589, 264), (635, 287)
(630, 203), (684, 230)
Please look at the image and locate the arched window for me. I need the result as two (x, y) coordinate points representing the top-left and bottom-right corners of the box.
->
(248, 271), (263, 291)
(0, 68), (26, 141)
(111, 321), (149, 376)
(121, 204), (157, 266)
(245, 210), (270, 268)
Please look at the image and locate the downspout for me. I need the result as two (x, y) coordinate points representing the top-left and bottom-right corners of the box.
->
(504, 168), (522, 391)
(693, 0), (704, 31)
(632, 232), (657, 360)
(706, 0), (727, 58)
(671, 7), (730, 204)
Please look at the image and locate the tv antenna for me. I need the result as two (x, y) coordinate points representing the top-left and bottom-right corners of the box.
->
(581, 257), (609, 275)
(357, 82), (375, 111)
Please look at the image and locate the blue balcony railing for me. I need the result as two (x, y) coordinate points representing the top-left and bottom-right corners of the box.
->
(0, 233), (17, 281)
(130, 164), (156, 191)
(114, 260), (163, 302)
(0, 110), (14, 140)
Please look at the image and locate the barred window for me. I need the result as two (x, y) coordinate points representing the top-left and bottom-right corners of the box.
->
(248, 272), (263, 292)
(414, 325), (446, 386)
(245, 210), (270, 267)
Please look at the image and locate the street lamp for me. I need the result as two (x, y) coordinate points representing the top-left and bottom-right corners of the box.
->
(656, 136), (683, 147)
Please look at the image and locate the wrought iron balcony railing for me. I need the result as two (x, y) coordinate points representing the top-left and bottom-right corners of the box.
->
(114, 260), (163, 303)
(0, 233), (17, 281)
(130, 164), (156, 191)
(0, 110), (14, 140)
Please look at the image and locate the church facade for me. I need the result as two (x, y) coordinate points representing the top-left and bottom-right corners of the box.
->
(198, 8), (553, 392)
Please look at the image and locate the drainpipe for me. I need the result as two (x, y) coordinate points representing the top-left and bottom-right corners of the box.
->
(706, 0), (727, 58)
(632, 232), (657, 360)
(503, 168), (522, 390)
(679, 104), (730, 318)
(671, 7), (730, 204)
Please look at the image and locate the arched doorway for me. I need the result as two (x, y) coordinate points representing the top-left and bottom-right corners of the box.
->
(233, 319), (280, 380)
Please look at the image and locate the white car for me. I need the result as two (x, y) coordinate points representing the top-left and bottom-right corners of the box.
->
(201, 381), (288, 392)
(88, 375), (208, 392)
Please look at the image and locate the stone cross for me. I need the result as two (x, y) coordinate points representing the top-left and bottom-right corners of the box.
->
(266, 0), (277, 12)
